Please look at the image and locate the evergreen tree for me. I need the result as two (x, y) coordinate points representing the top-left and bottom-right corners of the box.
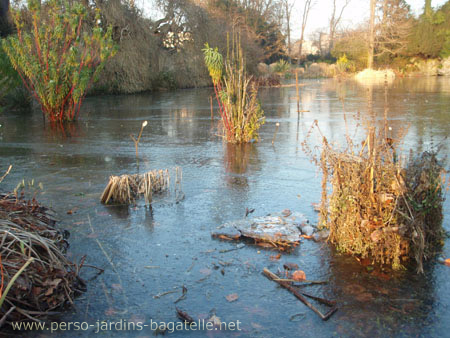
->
(408, 0), (450, 58)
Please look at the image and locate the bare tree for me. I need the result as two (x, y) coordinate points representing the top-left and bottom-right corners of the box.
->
(375, 0), (412, 58)
(238, 0), (281, 22)
(213, 0), (286, 62)
(297, 0), (315, 63)
(328, 0), (351, 52)
(280, 0), (294, 62)
(310, 27), (326, 52)
(367, 0), (376, 69)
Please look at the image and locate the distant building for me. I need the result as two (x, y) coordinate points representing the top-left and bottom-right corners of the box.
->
(291, 39), (319, 57)
(319, 33), (331, 54)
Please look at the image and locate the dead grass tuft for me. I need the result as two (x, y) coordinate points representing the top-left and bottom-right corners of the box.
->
(100, 167), (182, 205)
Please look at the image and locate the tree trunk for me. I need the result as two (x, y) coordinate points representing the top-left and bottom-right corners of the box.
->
(298, 0), (313, 65)
(0, 0), (10, 37)
(0, 0), (9, 20)
(329, 26), (335, 54)
(424, 0), (432, 18)
(367, 0), (376, 69)
(298, 31), (304, 63)
(329, 0), (336, 53)
(328, 0), (351, 54)
(285, 1), (291, 62)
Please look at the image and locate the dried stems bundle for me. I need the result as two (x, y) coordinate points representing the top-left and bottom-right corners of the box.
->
(0, 193), (84, 325)
(303, 119), (446, 272)
(100, 168), (182, 205)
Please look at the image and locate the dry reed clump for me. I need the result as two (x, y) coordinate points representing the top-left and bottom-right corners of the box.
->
(0, 193), (84, 325)
(100, 168), (182, 205)
(304, 121), (446, 272)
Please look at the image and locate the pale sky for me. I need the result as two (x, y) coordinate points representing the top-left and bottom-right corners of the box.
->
(294, 0), (448, 40)
(140, 0), (448, 41)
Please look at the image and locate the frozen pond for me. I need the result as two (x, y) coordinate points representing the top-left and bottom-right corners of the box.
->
(1, 76), (449, 337)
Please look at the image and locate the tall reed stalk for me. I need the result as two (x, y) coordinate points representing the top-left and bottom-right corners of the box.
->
(203, 33), (264, 143)
(130, 120), (148, 159)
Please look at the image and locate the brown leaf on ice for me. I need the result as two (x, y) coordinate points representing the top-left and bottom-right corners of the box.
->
(283, 263), (299, 270)
(292, 270), (306, 281)
(270, 253), (281, 261)
(225, 293), (239, 302)
(111, 283), (122, 291)
(105, 308), (117, 316)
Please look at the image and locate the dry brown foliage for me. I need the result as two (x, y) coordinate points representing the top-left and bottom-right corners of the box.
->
(0, 193), (84, 325)
(303, 116), (446, 272)
(100, 167), (182, 205)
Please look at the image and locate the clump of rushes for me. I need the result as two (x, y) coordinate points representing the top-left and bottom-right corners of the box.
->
(203, 33), (264, 143)
(100, 168), (183, 206)
(2, 0), (117, 123)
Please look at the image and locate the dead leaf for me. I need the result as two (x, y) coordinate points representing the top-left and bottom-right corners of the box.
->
(270, 254), (281, 261)
(301, 234), (313, 239)
(256, 242), (274, 248)
(292, 270), (306, 281)
(356, 292), (373, 302)
(218, 234), (234, 240)
(358, 258), (371, 267)
(251, 322), (263, 329)
(111, 283), (122, 291)
(105, 308), (117, 316)
(208, 314), (222, 326)
(283, 263), (299, 270)
(371, 271), (391, 280)
(176, 307), (195, 323)
(370, 229), (382, 243)
(445, 258), (450, 267)
(43, 278), (62, 286)
(281, 209), (292, 217)
(32, 287), (42, 295)
(43, 278), (62, 297)
(225, 293), (239, 302)
(378, 193), (394, 204)
(45, 287), (56, 296)
(311, 203), (320, 212)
